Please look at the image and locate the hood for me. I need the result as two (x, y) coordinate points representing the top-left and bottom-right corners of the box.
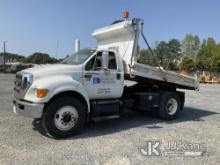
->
(19, 64), (82, 79)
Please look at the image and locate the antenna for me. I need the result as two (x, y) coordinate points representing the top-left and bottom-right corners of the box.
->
(3, 41), (7, 73)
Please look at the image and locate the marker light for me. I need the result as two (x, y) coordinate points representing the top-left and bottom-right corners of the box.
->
(35, 89), (49, 98)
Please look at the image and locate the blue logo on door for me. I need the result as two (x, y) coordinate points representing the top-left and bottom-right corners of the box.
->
(93, 77), (101, 84)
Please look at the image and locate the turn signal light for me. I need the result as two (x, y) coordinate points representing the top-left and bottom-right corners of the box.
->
(35, 89), (49, 98)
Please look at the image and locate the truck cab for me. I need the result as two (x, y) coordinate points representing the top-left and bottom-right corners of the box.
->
(13, 48), (126, 138)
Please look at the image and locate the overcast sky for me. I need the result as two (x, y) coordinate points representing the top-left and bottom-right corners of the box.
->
(0, 0), (219, 58)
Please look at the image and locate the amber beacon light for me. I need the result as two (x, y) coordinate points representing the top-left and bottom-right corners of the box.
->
(123, 11), (129, 19)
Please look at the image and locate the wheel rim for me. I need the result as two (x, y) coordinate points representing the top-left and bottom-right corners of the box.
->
(54, 106), (78, 131)
(166, 98), (178, 115)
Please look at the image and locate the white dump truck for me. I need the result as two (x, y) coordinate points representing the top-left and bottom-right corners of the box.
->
(13, 14), (199, 138)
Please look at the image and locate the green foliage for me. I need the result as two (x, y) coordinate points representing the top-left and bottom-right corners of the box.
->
(139, 35), (220, 72)
(179, 56), (195, 71)
(155, 41), (169, 66)
(212, 44), (220, 71)
(155, 39), (181, 70)
(0, 52), (25, 62)
(23, 52), (59, 64)
(166, 39), (182, 70)
(195, 38), (220, 71)
(168, 39), (182, 58)
(0, 52), (59, 64)
(139, 39), (181, 70)
(140, 39), (181, 70)
(138, 49), (156, 66)
(182, 34), (200, 56)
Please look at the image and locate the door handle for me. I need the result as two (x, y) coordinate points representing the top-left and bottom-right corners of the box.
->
(84, 74), (92, 81)
(117, 73), (121, 80)
(84, 74), (92, 78)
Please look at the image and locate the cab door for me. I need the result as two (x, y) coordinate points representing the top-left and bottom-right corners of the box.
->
(83, 51), (123, 99)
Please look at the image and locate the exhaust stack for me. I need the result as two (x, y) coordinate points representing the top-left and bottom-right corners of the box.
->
(75, 39), (80, 52)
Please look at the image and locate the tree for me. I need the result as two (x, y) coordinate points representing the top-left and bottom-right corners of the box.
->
(138, 49), (156, 66)
(179, 56), (195, 71)
(196, 38), (217, 71)
(155, 41), (169, 67)
(195, 40), (207, 70)
(138, 39), (182, 70)
(24, 52), (59, 64)
(168, 39), (181, 59)
(154, 39), (181, 70)
(167, 39), (182, 70)
(193, 35), (201, 56)
(138, 35), (220, 72)
(212, 44), (220, 71)
(182, 34), (200, 56)
(0, 52), (25, 63)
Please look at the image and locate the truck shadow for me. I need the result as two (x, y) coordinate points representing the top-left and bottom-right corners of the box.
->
(32, 107), (219, 140)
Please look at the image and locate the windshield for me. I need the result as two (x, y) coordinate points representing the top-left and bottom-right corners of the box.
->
(62, 49), (96, 65)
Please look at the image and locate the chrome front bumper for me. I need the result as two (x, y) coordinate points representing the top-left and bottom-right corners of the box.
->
(13, 98), (44, 118)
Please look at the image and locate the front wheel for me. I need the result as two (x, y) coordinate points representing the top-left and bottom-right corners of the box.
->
(158, 92), (181, 120)
(42, 96), (86, 139)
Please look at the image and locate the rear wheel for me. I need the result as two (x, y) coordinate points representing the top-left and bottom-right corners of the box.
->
(42, 96), (86, 139)
(158, 92), (180, 120)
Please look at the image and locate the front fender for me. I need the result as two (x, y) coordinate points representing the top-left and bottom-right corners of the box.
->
(24, 75), (90, 112)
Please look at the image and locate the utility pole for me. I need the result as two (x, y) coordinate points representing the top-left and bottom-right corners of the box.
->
(56, 40), (59, 59)
(3, 41), (7, 73)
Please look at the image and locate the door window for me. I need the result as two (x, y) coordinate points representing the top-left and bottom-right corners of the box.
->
(85, 52), (102, 71)
(108, 52), (117, 70)
(85, 51), (117, 71)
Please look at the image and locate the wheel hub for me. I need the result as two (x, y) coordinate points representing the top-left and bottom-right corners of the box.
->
(54, 106), (79, 131)
(166, 98), (178, 115)
(63, 113), (71, 123)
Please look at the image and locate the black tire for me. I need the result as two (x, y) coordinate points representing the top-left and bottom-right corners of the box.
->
(42, 96), (86, 139)
(158, 92), (180, 120)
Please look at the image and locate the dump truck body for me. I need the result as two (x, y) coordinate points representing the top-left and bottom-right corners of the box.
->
(13, 15), (199, 138)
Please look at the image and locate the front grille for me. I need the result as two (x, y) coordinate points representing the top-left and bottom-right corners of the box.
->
(14, 73), (32, 100)
(15, 74), (22, 88)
